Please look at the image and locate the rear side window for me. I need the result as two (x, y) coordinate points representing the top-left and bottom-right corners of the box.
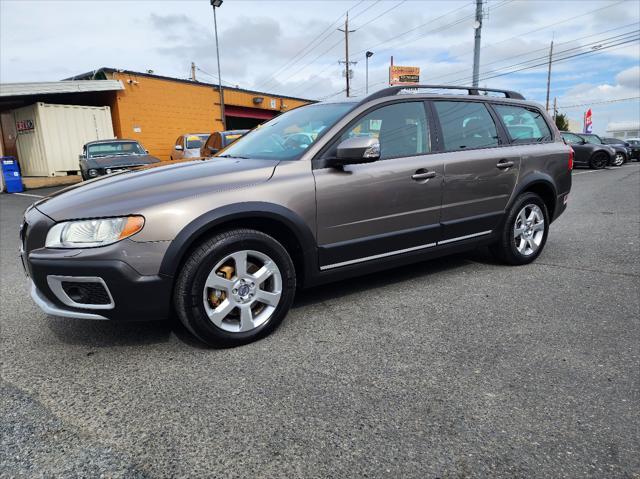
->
(561, 132), (584, 145)
(494, 104), (552, 143)
(341, 101), (430, 159)
(433, 101), (499, 151)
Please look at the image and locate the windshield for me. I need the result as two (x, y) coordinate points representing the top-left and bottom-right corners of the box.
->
(88, 141), (145, 157)
(579, 134), (603, 145)
(219, 103), (355, 160)
(186, 134), (209, 149)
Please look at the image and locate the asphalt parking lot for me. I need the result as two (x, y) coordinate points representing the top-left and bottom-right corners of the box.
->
(1, 164), (639, 478)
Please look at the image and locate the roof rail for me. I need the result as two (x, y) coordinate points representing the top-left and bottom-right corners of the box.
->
(359, 84), (525, 103)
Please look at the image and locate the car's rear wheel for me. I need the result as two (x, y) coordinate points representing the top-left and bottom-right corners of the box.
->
(174, 229), (296, 347)
(590, 152), (608, 169)
(612, 152), (625, 166)
(490, 192), (549, 265)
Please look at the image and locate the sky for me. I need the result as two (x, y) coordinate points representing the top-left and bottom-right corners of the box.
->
(1, 0), (639, 135)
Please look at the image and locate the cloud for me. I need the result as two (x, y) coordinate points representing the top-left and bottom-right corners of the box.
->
(149, 13), (195, 30)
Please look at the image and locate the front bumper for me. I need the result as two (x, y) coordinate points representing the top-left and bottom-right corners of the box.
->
(28, 256), (172, 321)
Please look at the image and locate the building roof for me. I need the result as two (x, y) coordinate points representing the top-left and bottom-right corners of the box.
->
(606, 121), (640, 132)
(0, 80), (124, 97)
(66, 68), (314, 103)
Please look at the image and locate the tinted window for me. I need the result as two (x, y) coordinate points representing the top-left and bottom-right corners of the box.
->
(561, 132), (584, 144)
(579, 134), (604, 145)
(434, 101), (499, 151)
(494, 104), (552, 143)
(342, 102), (430, 159)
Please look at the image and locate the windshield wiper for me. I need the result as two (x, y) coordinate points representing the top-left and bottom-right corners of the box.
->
(218, 154), (251, 159)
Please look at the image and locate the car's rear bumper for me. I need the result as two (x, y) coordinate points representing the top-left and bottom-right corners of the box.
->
(28, 257), (172, 322)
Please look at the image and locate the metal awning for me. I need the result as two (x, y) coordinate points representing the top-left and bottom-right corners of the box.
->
(0, 80), (124, 97)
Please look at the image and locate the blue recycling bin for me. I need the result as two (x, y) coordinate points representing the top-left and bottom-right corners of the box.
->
(1, 156), (24, 193)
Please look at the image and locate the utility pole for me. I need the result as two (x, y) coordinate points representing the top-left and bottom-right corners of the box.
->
(338, 12), (356, 97)
(553, 97), (558, 121)
(211, 0), (226, 129)
(472, 0), (483, 88)
(191, 62), (197, 81)
(545, 40), (554, 112)
(365, 51), (374, 95)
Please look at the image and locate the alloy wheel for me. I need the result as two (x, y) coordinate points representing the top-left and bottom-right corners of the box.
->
(202, 250), (282, 333)
(613, 153), (624, 166)
(513, 204), (545, 256)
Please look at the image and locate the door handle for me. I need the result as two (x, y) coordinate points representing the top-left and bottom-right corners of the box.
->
(411, 170), (437, 181)
(496, 160), (515, 169)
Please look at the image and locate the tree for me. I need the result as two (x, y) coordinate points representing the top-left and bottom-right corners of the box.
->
(555, 113), (569, 131)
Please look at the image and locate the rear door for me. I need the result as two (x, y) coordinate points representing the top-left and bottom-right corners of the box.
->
(431, 100), (521, 242)
(313, 100), (443, 269)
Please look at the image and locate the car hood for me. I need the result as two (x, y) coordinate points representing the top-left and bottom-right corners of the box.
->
(35, 157), (279, 221)
(86, 154), (160, 167)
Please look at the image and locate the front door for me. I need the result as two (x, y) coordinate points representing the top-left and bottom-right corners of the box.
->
(431, 100), (521, 242)
(313, 101), (443, 270)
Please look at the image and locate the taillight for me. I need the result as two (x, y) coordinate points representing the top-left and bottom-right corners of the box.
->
(568, 147), (574, 171)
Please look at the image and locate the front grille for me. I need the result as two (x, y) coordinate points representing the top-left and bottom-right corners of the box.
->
(61, 281), (111, 305)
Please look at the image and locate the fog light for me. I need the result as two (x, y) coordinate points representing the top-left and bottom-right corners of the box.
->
(88, 169), (98, 177)
(106, 168), (112, 174)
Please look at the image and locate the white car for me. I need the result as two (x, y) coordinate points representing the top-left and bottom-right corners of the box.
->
(171, 134), (209, 160)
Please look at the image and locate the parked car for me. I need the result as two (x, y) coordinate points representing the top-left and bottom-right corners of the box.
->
(200, 130), (249, 158)
(171, 134), (209, 160)
(578, 133), (626, 166)
(79, 139), (160, 180)
(621, 137), (640, 161)
(560, 132), (614, 169)
(22, 85), (571, 347)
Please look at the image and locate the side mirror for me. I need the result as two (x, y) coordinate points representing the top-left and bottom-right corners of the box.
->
(174, 145), (183, 151)
(145, 149), (150, 153)
(333, 137), (380, 166)
(580, 139), (587, 145)
(78, 154), (85, 160)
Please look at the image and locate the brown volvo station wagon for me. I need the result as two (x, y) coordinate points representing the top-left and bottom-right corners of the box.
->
(20, 85), (572, 346)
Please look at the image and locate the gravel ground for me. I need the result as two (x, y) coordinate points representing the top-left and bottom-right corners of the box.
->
(1, 164), (639, 478)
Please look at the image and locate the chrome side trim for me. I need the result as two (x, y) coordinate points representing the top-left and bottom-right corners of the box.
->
(319, 229), (494, 271)
(30, 281), (109, 320)
(46, 275), (115, 310)
(320, 242), (437, 271)
(437, 230), (493, 245)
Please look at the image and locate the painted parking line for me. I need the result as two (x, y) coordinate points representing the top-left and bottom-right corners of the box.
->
(10, 192), (44, 198)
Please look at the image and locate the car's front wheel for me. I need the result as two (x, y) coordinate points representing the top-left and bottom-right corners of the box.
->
(490, 192), (549, 265)
(174, 229), (296, 347)
(590, 152), (608, 169)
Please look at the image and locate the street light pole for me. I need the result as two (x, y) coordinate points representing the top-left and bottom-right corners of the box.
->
(211, 0), (226, 130)
(366, 51), (374, 95)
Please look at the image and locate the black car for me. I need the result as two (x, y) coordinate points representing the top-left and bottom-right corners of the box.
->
(79, 140), (160, 180)
(578, 133), (626, 166)
(561, 132), (615, 169)
(603, 136), (639, 161)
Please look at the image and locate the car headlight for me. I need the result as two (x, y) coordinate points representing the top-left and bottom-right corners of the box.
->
(45, 216), (145, 248)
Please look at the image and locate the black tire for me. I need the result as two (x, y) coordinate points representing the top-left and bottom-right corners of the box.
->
(174, 228), (296, 347)
(590, 152), (608, 169)
(490, 192), (549, 265)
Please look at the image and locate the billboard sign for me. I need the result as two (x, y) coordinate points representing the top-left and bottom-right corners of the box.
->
(584, 108), (593, 134)
(389, 65), (420, 86)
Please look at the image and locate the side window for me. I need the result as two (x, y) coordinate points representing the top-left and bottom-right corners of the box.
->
(562, 132), (583, 145)
(493, 104), (552, 143)
(341, 102), (430, 160)
(433, 101), (499, 151)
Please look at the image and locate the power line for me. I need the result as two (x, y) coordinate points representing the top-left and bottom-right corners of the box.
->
(427, 22), (640, 84)
(352, 0), (408, 29)
(257, 0), (365, 91)
(558, 97), (640, 109)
